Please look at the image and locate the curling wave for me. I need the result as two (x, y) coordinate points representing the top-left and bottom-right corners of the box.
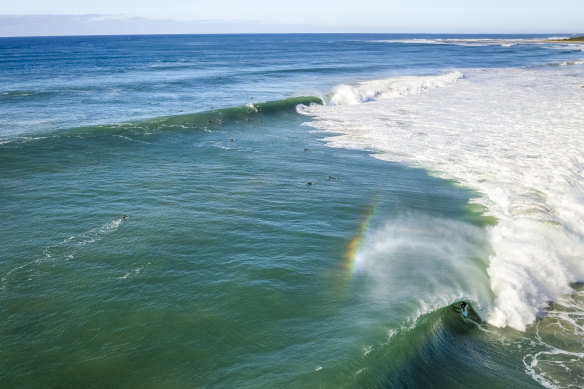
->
(1, 96), (323, 144)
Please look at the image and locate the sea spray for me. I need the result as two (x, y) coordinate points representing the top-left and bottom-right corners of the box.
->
(352, 212), (492, 323)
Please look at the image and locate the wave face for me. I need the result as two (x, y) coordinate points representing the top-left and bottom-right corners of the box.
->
(90, 95), (323, 134)
(302, 64), (584, 332)
(1, 96), (322, 143)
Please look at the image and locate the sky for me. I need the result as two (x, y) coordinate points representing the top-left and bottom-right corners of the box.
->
(1, 0), (583, 36)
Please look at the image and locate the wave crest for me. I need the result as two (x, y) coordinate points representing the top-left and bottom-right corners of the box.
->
(327, 72), (463, 106)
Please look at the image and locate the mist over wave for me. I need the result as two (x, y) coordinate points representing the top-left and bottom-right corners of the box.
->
(302, 64), (584, 331)
(354, 213), (492, 325)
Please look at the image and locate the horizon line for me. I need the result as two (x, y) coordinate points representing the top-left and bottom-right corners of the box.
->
(0, 14), (581, 38)
(1, 32), (579, 39)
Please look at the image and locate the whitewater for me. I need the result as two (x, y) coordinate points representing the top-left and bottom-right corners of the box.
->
(302, 62), (584, 332)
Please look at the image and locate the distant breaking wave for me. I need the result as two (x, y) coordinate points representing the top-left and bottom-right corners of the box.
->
(534, 59), (584, 67)
(372, 38), (546, 47)
(325, 72), (463, 105)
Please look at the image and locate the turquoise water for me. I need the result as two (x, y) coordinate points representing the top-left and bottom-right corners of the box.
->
(1, 34), (584, 388)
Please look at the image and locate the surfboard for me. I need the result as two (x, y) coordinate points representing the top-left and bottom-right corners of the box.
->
(461, 303), (468, 317)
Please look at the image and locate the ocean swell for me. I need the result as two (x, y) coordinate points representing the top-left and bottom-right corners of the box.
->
(1, 96), (323, 144)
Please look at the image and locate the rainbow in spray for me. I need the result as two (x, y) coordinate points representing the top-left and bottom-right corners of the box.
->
(344, 200), (380, 274)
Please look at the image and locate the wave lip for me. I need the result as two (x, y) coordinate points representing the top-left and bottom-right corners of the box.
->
(328, 72), (463, 106)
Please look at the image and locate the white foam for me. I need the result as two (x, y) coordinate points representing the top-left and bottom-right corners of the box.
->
(372, 39), (448, 45)
(523, 287), (584, 388)
(114, 134), (151, 144)
(538, 59), (584, 67)
(327, 72), (462, 105)
(118, 267), (143, 280)
(302, 64), (584, 331)
(546, 36), (570, 41)
(372, 38), (541, 47)
(58, 218), (123, 249)
(1, 218), (125, 289)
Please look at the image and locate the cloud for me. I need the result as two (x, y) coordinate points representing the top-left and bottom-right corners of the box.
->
(0, 14), (365, 37)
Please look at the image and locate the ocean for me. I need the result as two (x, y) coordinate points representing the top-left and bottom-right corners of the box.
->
(1, 34), (583, 388)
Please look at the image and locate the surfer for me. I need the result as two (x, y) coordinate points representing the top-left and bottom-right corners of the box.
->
(460, 301), (468, 317)
(122, 214), (129, 220)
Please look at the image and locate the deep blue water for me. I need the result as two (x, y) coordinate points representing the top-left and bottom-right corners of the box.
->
(1, 34), (576, 138)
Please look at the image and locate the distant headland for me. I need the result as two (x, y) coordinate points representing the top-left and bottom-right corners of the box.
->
(547, 36), (584, 43)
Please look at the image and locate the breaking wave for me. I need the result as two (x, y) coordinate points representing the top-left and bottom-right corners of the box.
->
(301, 65), (584, 332)
(326, 72), (463, 105)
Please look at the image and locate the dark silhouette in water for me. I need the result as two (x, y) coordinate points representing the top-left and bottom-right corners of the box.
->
(460, 301), (468, 317)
